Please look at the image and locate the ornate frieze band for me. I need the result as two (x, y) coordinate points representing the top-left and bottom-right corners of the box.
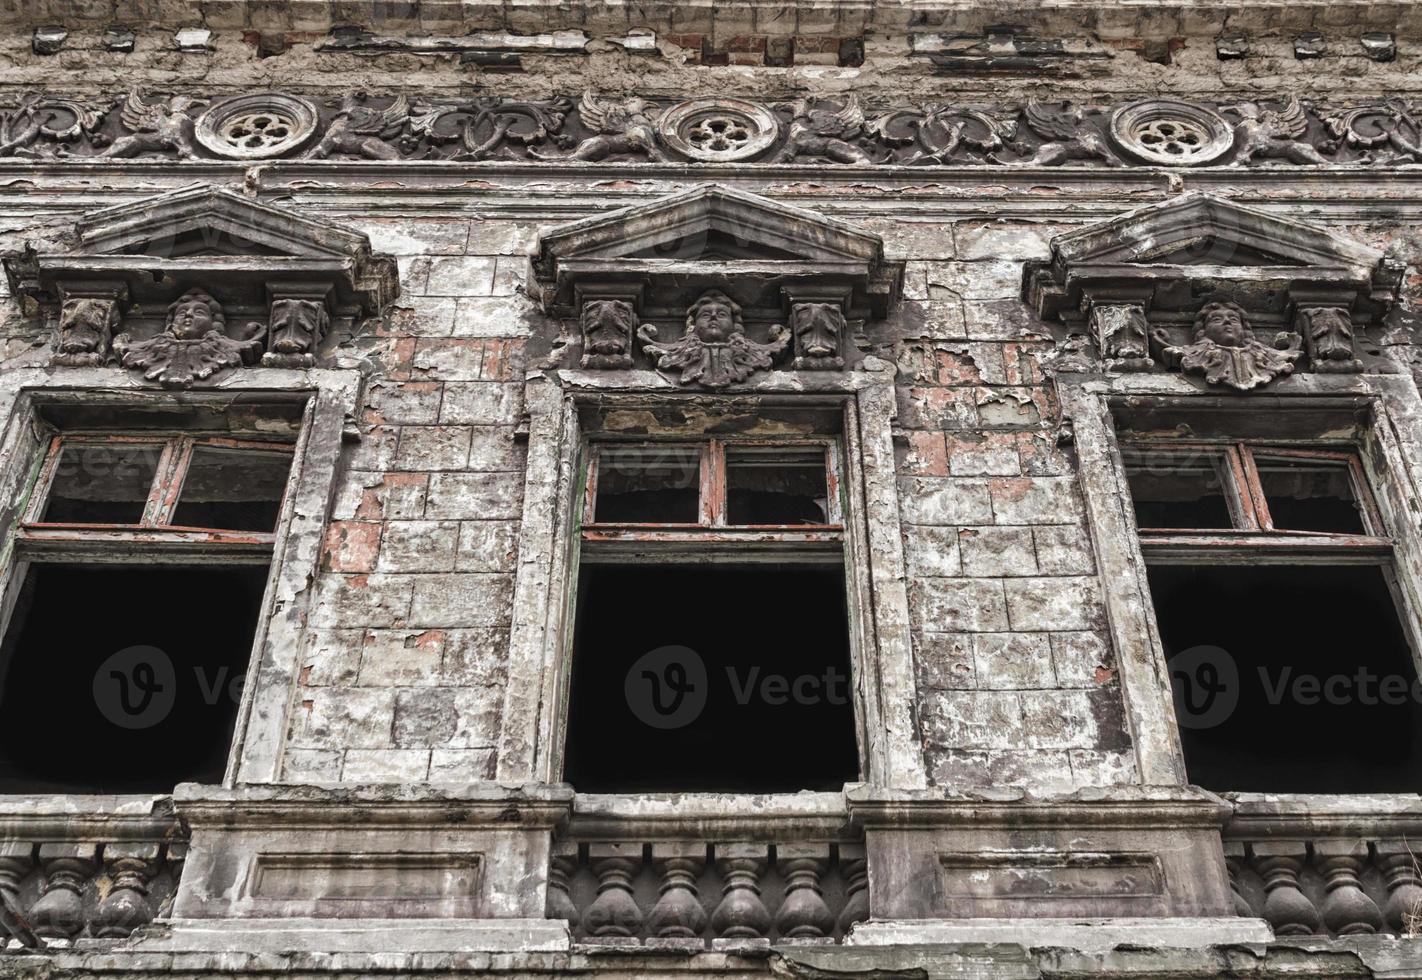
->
(5, 90), (1422, 167)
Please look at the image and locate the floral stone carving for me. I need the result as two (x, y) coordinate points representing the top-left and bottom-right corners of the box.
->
(1152, 300), (1302, 391)
(194, 93), (319, 160)
(657, 98), (780, 162)
(639, 290), (788, 388)
(116, 290), (265, 389)
(1109, 99), (1234, 167)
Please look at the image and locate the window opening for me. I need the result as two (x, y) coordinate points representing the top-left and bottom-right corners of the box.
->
(564, 436), (858, 792)
(1121, 437), (1417, 792)
(0, 426), (297, 793)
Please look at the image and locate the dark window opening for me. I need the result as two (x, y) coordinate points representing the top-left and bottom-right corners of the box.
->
(42, 443), (163, 525)
(0, 563), (269, 793)
(171, 446), (293, 532)
(726, 447), (830, 526)
(592, 446), (700, 524)
(1153, 564), (1421, 793)
(1253, 454), (1367, 535)
(1122, 447), (1234, 530)
(562, 563), (859, 793)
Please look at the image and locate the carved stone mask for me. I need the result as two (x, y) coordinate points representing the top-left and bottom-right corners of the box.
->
(1195, 301), (1250, 348)
(167, 290), (223, 340)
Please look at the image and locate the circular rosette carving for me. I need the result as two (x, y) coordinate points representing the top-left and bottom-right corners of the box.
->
(1109, 99), (1233, 166)
(657, 98), (779, 162)
(195, 93), (319, 160)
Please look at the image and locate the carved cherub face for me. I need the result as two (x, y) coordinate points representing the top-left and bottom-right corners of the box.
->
(686, 290), (743, 343)
(167, 290), (223, 340)
(1195, 301), (1251, 348)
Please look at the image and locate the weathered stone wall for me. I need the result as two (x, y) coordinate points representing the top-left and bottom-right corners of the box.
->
(6, 176), (1415, 790)
(1, 0), (1421, 793)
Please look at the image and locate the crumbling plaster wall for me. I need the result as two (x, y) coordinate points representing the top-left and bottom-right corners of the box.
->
(1, 5), (1421, 789)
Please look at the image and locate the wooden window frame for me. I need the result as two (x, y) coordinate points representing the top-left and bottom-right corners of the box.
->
(1121, 439), (1392, 565)
(15, 433), (296, 563)
(580, 436), (845, 554)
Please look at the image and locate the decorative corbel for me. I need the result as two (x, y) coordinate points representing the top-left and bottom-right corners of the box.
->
(1085, 297), (1153, 372)
(575, 284), (642, 369)
(52, 282), (126, 367)
(782, 286), (849, 370)
(1294, 304), (1363, 374)
(262, 283), (332, 369)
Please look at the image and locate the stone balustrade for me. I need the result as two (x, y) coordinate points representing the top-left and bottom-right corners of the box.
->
(1224, 795), (1422, 938)
(0, 797), (184, 947)
(547, 794), (864, 946)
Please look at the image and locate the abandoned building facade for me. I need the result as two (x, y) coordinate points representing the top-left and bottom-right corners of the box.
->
(2, 1), (1422, 978)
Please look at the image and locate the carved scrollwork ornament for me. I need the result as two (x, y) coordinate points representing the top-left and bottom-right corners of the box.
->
(1151, 300), (1302, 390)
(410, 98), (570, 161)
(639, 290), (789, 388)
(0, 94), (102, 157)
(658, 98), (779, 162)
(1109, 99), (1234, 166)
(194, 93), (319, 160)
(866, 104), (1015, 164)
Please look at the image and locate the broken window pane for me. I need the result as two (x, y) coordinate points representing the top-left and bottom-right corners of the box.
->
(563, 563), (858, 793)
(1122, 447), (1234, 529)
(1151, 563), (1421, 793)
(726, 446), (830, 525)
(0, 563), (269, 793)
(592, 446), (700, 524)
(41, 442), (162, 525)
(170, 446), (294, 532)
(1253, 454), (1368, 535)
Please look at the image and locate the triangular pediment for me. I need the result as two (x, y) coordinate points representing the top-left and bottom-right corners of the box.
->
(533, 184), (892, 272)
(1050, 192), (1382, 275)
(530, 184), (903, 316)
(73, 184), (375, 261)
(6, 183), (398, 317)
(1025, 192), (1399, 321)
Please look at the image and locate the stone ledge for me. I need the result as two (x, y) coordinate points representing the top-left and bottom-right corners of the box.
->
(843, 917), (1275, 952)
(125, 918), (572, 953)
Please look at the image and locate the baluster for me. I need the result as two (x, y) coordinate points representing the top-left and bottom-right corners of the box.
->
(1376, 841), (1422, 935)
(711, 844), (771, 942)
(29, 843), (97, 940)
(1251, 842), (1320, 937)
(91, 843), (161, 938)
(546, 842), (580, 928)
(1314, 839), (1382, 936)
(582, 843), (642, 942)
(0, 842), (38, 947)
(646, 843), (708, 940)
(775, 845), (834, 940)
(1223, 841), (1255, 918)
(836, 846), (869, 935)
